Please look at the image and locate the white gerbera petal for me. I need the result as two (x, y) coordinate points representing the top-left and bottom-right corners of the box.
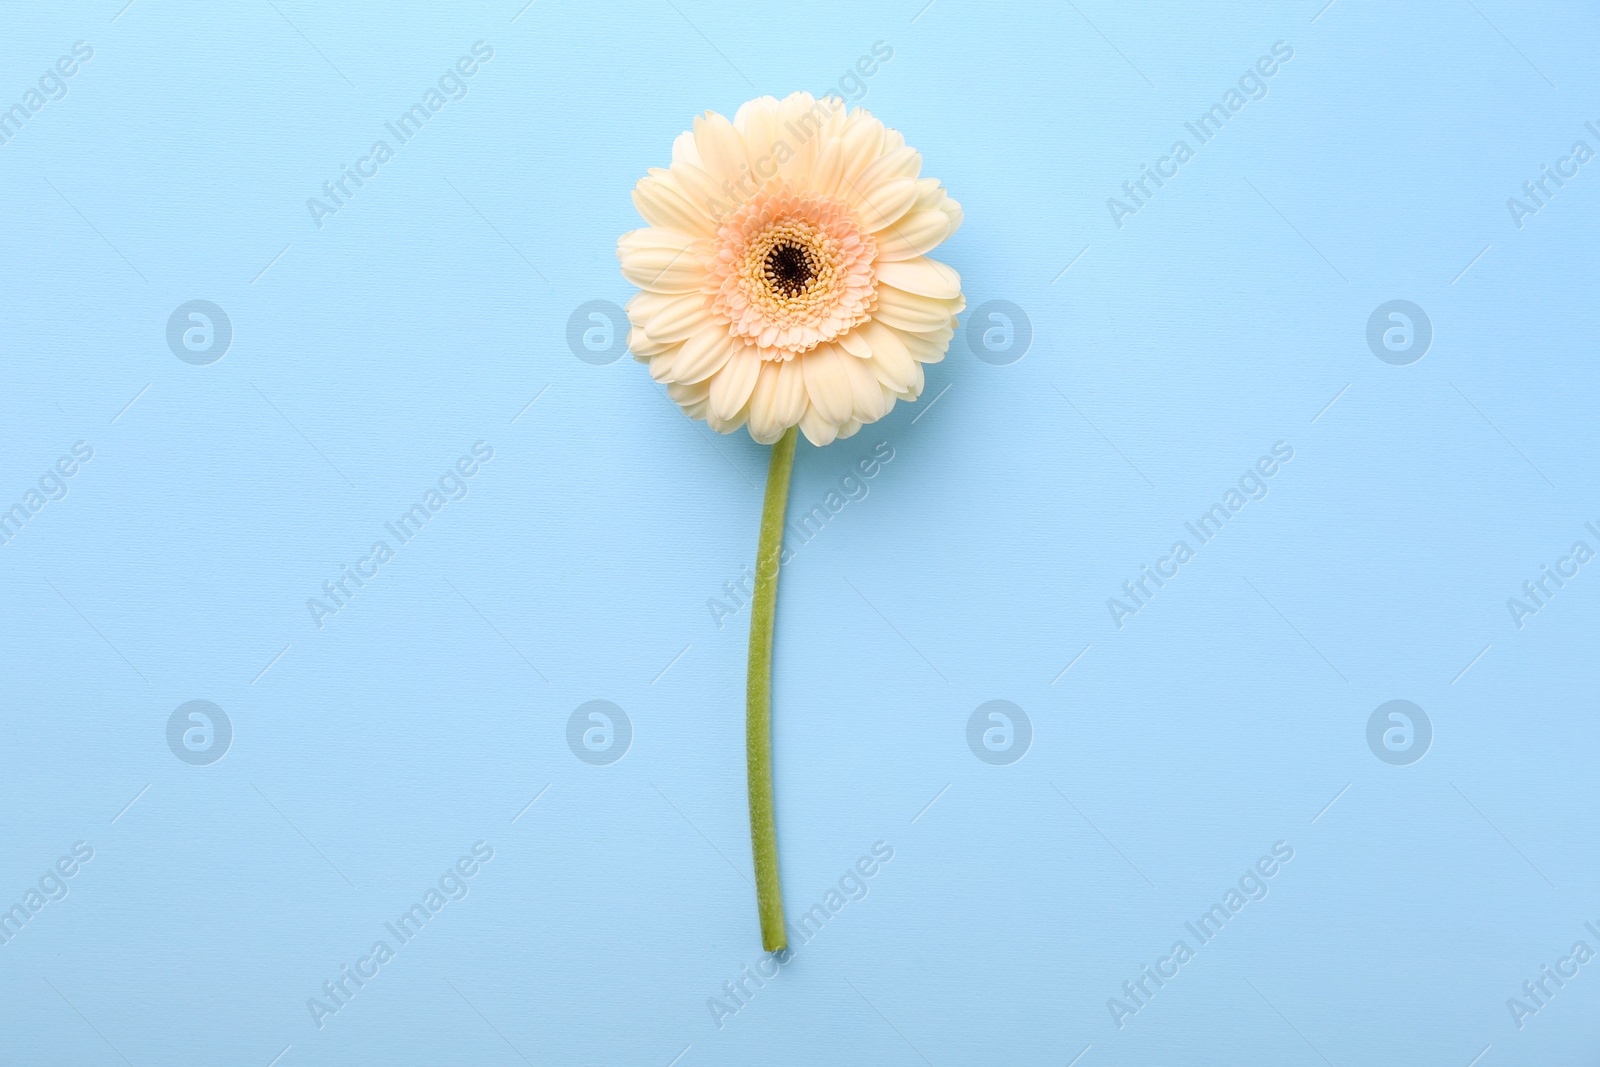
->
(893, 324), (954, 364)
(734, 96), (783, 174)
(835, 329), (871, 359)
(805, 137), (846, 199)
(617, 229), (711, 292)
(911, 176), (949, 211)
(671, 129), (701, 167)
(616, 226), (703, 255)
(647, 349), (678, 382)
(668, 159), (734, 223)
(840, 347), (887, 422)
(798, 403), (839, 446)
(905, 361), (926, 398)
(626, 288), (679, 326)
(874, 210), (952, 261)
(775, 94), (832, 185)
(858, 321), (916, 391)
(706, 403), (750, 434)
(941, 199), (964, 233)
(872, 284), (960, 333)
(747, 362), (786, 443)
(875, 257), (963, 300)
(620, 93), (964, 444)
(854, 176), (921, 233)
(667, 377), (711, 407)
(773, 357), (808, 426)
(633, 172), (717, 237)
(801, 344), (853, 424)
(644, 293), (713, 344)
(711, 347), (763, 421)
(832, 112), (886, 197)
(693, 111), (749, 187)
(674, 326), (736, 384)
(909, 179), (965, 238)
(853, 145), (922, 197)
(627, 325), (672, 359)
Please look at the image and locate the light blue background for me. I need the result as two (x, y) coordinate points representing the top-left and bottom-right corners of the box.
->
(3, 1), (1598, 1064)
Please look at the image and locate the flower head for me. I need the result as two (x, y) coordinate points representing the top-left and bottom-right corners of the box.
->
(618, 93), (964, 445)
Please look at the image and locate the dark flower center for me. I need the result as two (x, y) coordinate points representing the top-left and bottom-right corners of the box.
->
(764, 242), (815, 297)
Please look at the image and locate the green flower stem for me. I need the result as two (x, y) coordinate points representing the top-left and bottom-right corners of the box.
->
(747, 424), (798, 952)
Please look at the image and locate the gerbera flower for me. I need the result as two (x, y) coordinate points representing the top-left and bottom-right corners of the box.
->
(617, 95), (965, 953)
(618, 92), (965, 445)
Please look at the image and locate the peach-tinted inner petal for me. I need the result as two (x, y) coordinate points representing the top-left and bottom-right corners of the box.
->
(704, 186), (878, 362)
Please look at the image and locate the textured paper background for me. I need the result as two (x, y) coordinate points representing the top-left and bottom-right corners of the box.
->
(2, 1), (1598, 1064)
